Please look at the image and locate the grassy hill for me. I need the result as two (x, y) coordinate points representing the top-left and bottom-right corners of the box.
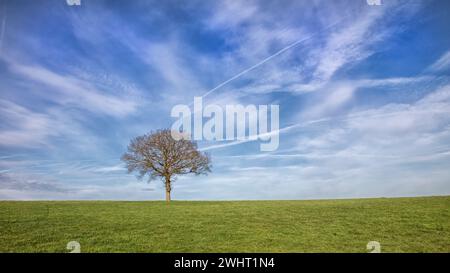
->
(0, 196), (449, 252)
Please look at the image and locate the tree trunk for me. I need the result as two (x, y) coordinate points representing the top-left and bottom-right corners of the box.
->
(165, 190), (171, 203)
(165, 176), (171, 202)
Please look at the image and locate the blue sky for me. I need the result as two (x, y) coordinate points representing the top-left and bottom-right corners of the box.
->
(0, 0), (450, 200)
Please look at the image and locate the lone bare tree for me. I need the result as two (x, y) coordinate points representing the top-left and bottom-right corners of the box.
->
(121, 129), (211, 202)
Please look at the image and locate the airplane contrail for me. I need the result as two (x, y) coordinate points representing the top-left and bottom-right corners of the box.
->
(200, 108), (450, 151)
(199, 17), (346, 100)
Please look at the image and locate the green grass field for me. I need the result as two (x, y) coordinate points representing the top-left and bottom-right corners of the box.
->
(0, 196), (449, 252)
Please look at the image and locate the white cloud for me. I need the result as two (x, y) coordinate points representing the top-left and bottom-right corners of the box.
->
(93, 164), (125, 173)
(1, 0), (447, 200)
(428, 51), (450, 72)
(198, 84), (450, 199)
(303, 83), (356, 118)
(206, 0), (258, 29)
(7, 61), (138, 117)
(0, 100), (59, 147)
(313, 12), (382, 81)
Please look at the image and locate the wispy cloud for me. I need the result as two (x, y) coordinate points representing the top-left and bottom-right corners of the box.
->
(6, 60), (139, 117)
(312, 8), (386, 82)
(428, 51), (450, 72)
(1, 0), (449, 200)
(0, 100), (59, 147)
